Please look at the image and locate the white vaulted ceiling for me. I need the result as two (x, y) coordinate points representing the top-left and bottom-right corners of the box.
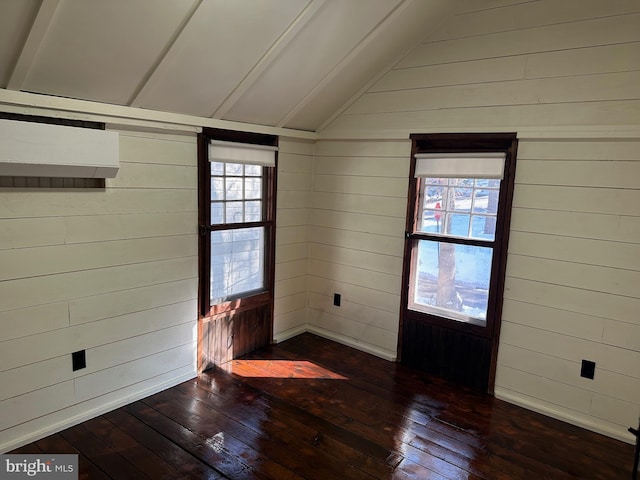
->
(0, 0), (454, 132)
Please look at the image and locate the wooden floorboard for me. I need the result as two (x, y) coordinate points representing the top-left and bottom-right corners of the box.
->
(10, 333), (635, 479)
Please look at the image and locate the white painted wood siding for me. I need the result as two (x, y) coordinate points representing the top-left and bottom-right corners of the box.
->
(500, 137), (640, 442)
(0, 129), (198, 452)
(308, 140), (410, 360)
(274, 138), (313, 341)
(322, 1), (640, 138)
(318, 0), (640, 442)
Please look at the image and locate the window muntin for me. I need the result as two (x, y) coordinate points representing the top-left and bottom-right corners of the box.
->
(210, 162), (263, 225)
(408, 172), (505, 327)
(418, 178), (500, 240)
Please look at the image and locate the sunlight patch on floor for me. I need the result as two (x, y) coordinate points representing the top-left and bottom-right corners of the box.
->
(220, 360), (348, 379)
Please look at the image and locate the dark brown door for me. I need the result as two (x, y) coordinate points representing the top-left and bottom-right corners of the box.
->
(399, 133), (518, 392)
(197, 128), (278, 371)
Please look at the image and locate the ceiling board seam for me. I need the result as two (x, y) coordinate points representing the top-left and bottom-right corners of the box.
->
(456, 0), (538, 16)
(210, 0), (327, 120)
(128, 0), (203, 107)
(7, 0), (62, 91)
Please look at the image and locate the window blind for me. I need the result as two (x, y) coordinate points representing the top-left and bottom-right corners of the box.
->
(414, 152), (505, 179)
(209, 140), (278, 166)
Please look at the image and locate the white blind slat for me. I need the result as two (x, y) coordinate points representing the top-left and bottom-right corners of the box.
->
(209, 140), (278, 166)
(414, 152), (505, 179)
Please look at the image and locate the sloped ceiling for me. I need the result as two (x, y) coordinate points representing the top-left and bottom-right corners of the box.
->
(0, 0), (454, 132)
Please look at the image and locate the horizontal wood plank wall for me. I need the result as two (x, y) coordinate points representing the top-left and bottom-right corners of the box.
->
(322, 1), (640, 138)
(308, 139), (410, 360)
(499, 137), (640, 443)
(273, 138), (313, 341)
(318, 0), (640, 442)
(0, 129), (199, 452)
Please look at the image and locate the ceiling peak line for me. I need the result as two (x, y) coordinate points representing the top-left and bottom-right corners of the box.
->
(278, 0), (410, 129)
(210, 0), (327, 120)
(316, 0), (456, 132)
(128, 0), (203, 108)
(7, 0), (61, 91)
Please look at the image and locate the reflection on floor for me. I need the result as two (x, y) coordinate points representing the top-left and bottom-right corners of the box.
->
(11, 333), (635, 479)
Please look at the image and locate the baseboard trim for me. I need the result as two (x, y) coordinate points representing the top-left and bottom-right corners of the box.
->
(305, 325), (397, 362)
(1, 369), (195, 453)
(494, 387), (635, 444)
(273, 324), (309, 344)
(274, 325), (397, 361)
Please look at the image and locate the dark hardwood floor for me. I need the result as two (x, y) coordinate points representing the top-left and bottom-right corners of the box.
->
(11, 333), (635, 479)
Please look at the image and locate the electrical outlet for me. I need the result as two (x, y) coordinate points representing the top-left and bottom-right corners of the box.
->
(72, 350), (86, 371)
(580, 360), (595, 379)
(333, 293), (341, 307)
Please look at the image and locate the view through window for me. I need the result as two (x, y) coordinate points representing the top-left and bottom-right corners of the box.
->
(198, 131), (278, 317)
(411, 177), (500, 325)
(209, 160), (266, 303)
(404, 141), (516, 333)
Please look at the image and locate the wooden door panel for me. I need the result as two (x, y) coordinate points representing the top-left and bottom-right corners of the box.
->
(401, 317), (491, 390)
(199, 302), (271, 371)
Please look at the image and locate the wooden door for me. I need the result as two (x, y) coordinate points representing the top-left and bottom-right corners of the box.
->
(399, 133), (518, 392)
(197, 128), (277, 371)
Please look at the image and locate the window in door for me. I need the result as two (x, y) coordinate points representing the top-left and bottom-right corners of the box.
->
(210, 160), (266, 303)
(404, 136), (517, 334)
(410, 161), (504, 327)
(198, 129), (278, 317)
